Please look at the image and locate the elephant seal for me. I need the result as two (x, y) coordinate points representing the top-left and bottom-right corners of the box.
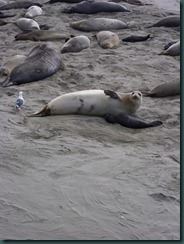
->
(1, 44), (64, 87)
(147, 15), (180, 28)
(61, 35), (90, 53)
(0, 54), (27, 76)
(104, 113), (162, 129)
(45, 0), (85, 3)
(30, 90), (142, 117)
(96, 31), (120, 49)
(70, 18), (128, 32)
(25, 6), (43, 18)
(159, 41), (180, 56)
(0, 11), (16, 18)
(0, 1), (42, 10)
(164, 41), (177, 50)
(62, 0), (131, 14)
(122, 34), (150, 42)
(15, 18), (40, 30)
(15, 30), (71, 41)
(143, 81), (180, 97)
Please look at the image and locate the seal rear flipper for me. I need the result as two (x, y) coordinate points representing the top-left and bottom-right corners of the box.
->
(104, 90), (119, 99)
(0, 77), (13, 87)
(104, 113), (163, 129)
(28, 105), (51, 117)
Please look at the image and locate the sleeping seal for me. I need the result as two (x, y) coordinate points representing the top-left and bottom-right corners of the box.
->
(96, 31), (120, 48)
(30, 90), (142, 117)
(147, 15), (180, 28)
(159, 41), (180, 56)
(62, 0), (131, 14)
(0, 1), (42, 10)
(15, 30), (72, 41)
(25, 5), (43, 18)
(143, 81), (180, 97)
(15, 18), (40, 30)
(1, 44), (64, 87)
(70, 18), (128, 32)
(122, 34), (150, 42)
(61, 35), (90, 53)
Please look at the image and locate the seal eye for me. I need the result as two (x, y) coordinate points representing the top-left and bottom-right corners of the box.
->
(138, 92), (142, 97)
(132, 92), (135, 95)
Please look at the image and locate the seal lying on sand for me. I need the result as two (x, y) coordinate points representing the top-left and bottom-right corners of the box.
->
(61, 35), (90, 53)
(0, 11), (16, 18)
(31, 90), (142, 116)
(45, 0), (85, 3)
(15, 18), (40, 30)
(25, 5), (43, 18)
(70, 18), (128, 32)
(29, 89), (162, 129)
(122, 34), (150, 42)
(159, 41), (180, 56)
(1, 44), (64, 87)
(143, 81), (180, 97)
(15, 30), (72, 41)
(0, 54), (27, 76)
(147, 15), (180, 28)
(164, 41), (178, 50)
(62, 0), (131, 14)
(96, 31), (120, 49)
(0, 1), (42, 10)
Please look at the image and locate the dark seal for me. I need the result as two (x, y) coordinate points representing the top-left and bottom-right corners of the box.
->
(62, 0), (131, 14)
(104, 113), (162, 129)
(122, 34), (150, 42)
(1, 44), (64, 87)
(0, 1), (42, 10)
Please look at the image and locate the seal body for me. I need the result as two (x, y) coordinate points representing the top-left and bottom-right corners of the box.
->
(122, 34), (150, 42)
(15, 18), (40, 30)
(0, 11), (16, 18)
(0, 1), (42, 10)
(61, 35), (90, 53)
(159, 41), (180, 56)
(45, 0), (85, 3)
(70, 18), (128, 32)
(32, 90), (142, 116)
(147, 16), (180, 27)
(62, 0), (131, 14)
(0, 54), (27, 76)
(15, 30), (71, 41)
(96, 31), (119, 48)
(1, 44), (64, 87)
(143, 81), (180, 97)
(164, 41), (177, 50)
(25, 6), (43, 18)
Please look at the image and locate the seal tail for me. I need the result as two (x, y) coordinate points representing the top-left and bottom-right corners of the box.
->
(0, 77), (13, 87)
(28, 105), (50, 117)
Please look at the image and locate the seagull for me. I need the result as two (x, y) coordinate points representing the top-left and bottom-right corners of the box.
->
(16, 91), (24, 110)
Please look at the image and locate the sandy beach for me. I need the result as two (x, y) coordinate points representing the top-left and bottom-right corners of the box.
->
(0, 0), (180, 240)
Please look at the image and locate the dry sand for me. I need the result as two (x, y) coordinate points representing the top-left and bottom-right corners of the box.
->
(0, 0), (180, 240)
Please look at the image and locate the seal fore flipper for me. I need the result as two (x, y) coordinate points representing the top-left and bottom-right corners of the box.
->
(104, 90), (119, 99)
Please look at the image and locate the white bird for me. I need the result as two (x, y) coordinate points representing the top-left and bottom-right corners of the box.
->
(16, 91), (24, 110)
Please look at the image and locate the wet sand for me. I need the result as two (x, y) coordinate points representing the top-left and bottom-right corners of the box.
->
(0, 0), (180, 240)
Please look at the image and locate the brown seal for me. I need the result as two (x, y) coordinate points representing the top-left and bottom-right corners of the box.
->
(1, 44), (64, 87)
(143, 81), (180, 97)
(147, 15), (180, 28)
(15, 30), (71, 41)
(96, 31), (120, 48)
